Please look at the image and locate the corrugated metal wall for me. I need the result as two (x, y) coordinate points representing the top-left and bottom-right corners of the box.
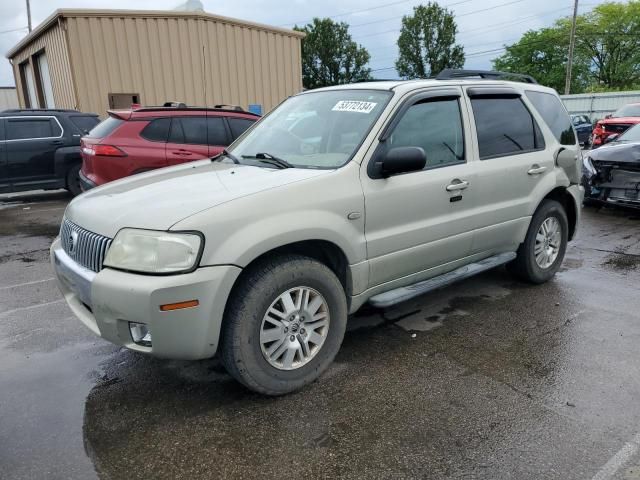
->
(561, 91), (640, 120)
(63, 14), (303, 116)
(0, 88), (19, 110)
(10, 20), (77, 109)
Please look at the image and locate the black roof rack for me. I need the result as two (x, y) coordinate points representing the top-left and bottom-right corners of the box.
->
(2, 108), (82, 113)
(128, 106), (260, 116)
(214, 104), (244, 111)
(435, 69), (538, 84)
(162, 101), (187, 108)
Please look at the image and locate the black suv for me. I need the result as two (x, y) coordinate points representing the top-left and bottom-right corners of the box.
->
(0, 109), (99, 196)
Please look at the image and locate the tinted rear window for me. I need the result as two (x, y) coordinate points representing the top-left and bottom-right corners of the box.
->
(141, 118), (171, 142)
(6, 118), (60, 140)
(86, 116), (124, 138)
(470, 97), (544, 159)
(228, 117), (256, 139)
(69, 115), (99, 134)
(526, 91), (575, 145)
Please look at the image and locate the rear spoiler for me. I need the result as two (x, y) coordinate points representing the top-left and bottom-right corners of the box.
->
(107, 109), (133, 121)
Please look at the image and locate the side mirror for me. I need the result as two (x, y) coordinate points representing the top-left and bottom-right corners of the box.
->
(556, 148), (578, 169)
(378, 147), (426, 177)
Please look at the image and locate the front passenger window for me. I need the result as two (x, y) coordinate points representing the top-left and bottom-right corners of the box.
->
(389, 98), (465, 168)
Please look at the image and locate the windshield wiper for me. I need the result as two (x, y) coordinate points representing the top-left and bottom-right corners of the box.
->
(212, 148), (240, 164)
(241, 152), (294, 169)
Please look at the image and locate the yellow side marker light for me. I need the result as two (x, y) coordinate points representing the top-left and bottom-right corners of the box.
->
(160, 300), (199, 311)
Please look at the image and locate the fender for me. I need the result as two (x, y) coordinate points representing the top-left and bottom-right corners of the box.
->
(54, 146), (82, 178)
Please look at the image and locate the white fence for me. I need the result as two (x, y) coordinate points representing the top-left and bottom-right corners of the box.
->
(561, 91), (640, 120)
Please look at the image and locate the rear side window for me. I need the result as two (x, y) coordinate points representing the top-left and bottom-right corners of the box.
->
(470, 97), (544, 159)
(87, 116), (124, 138)
(228, 117), (256, 139)
(141, 118), (171, 142)
(526, 91), (576, 145)
(69, 115), (99, 134)
(6, 118), (60, 140)
(169, 117), (229, 145)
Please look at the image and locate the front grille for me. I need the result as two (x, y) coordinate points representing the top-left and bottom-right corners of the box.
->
(60, 219), (112, 272)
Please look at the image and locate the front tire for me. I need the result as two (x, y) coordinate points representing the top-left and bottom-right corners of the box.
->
(509, 199), (568, 284)
(221, 254), (347, 395)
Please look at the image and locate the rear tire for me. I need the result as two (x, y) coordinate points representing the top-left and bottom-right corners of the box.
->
(509, 199), (568, 284)
(66, 164), (82, 197)
(221, 254), (347, 395)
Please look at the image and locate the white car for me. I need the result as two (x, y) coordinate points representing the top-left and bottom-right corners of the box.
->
(52, 70), (584, 395)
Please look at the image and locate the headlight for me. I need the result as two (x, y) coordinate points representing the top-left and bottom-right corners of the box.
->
(103, 228), (203, 274)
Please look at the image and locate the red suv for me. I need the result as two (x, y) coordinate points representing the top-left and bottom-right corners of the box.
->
(79, 104), (259, 190)
(591, 103), (640, 147)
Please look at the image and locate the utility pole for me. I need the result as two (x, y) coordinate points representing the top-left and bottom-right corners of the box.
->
(564, 0), (579, 95)
(25, 0), (32, 32)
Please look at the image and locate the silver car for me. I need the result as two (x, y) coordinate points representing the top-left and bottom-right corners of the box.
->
(52, 71), (584, 395)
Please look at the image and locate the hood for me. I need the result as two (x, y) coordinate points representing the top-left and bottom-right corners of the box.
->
(600, 117), (640, 125)
(589, 142), (640, 165)
(64, 160), (329, 237)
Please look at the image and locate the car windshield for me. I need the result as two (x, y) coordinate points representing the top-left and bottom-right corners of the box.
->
(616, 124), (640, 142)
(228, 89), (392, 169)
(612, 104), (640, 118)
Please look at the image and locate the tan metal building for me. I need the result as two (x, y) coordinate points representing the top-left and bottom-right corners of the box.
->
(0, 87), (19, 110)
(6, 9), (304, 116)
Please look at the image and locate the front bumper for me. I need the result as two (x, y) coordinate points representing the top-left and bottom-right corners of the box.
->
(51, 238), (241, 360)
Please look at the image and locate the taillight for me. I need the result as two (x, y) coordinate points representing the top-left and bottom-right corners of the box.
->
(84, 145), (127, 157)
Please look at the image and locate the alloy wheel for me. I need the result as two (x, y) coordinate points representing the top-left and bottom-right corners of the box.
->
(259, 286), (330, 370)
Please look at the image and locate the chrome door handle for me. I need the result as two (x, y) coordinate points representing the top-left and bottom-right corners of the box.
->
(527, 165), (547, 175)
(446, 179), (469, 192)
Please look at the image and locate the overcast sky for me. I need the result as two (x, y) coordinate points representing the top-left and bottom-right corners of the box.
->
(0, 0), (610, 86)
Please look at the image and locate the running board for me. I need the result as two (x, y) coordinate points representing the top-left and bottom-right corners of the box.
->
(368, 252), (517, 308)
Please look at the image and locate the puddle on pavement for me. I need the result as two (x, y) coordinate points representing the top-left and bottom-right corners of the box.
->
(0, 342), (104, 479)
(603, 253), (640, 271)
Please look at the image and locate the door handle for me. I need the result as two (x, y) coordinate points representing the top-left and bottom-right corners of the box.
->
(172, 150), (192, 156)
(527, 165), (547, 175)
(446, 179), (469, 192)
(50, 140), (64, 145)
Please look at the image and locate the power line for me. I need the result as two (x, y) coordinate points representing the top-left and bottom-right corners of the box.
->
(363, 4), (575, 56)
(369, 28), (640, 72)
(353, 0), (527, 40)
(278, 0), (418, 27)
(349, 0), (474, 29)
(0, 26), (28, 35)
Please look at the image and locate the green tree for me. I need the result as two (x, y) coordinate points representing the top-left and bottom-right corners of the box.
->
(493, 25), (590, 93)
(294, 18), (372, 89)
(575, 1), (640, 89)
(493, 1), (640, 93)
(395, 2), (464, 79)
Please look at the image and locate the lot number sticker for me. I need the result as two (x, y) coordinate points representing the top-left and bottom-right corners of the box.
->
(332, 100), (378, 114)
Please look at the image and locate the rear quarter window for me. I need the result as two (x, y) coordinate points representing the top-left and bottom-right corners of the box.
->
(140, 118), (171, 142)
(69, 115), (99, 134)
(525, 91), (576, 145)
(86, 116), (124, 139)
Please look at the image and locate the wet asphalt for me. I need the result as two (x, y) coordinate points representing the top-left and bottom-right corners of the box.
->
(1, 190), (640, 480)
